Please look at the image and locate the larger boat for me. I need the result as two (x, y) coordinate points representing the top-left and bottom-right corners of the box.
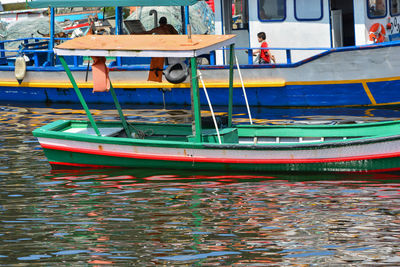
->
(2, 0), (400, 107)
(33, 33), (400, 172)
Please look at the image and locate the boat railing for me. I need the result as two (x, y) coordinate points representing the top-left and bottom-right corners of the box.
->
(0, 37), (82, 67)
(108, 46), (332, 67)
(0, 37), (377, 69)
(111, 46), (333, 67)
(227, 47), (331, 65)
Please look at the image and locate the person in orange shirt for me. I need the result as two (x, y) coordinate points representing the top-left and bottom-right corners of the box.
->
(253, 32), (275, 64)
(145, 17), (178, 35)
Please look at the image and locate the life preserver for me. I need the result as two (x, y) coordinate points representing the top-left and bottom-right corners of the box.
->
(164, 62), (189, 84)
(14, 56), (26, 84)
(369, 23), (386, 43)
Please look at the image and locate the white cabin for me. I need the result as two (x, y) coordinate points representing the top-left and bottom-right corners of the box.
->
(211, 0), (398, 64)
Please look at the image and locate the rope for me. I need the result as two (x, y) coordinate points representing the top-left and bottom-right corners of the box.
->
(197, 69), (221, 144)
(235, 55), (253, 125)
(126, 120), (154, 139)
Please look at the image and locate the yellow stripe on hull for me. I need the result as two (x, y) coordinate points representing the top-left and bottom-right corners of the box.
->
(1, 75), (399, 89)
(0, 80), (286, 89)
(362, 82), (377, 105)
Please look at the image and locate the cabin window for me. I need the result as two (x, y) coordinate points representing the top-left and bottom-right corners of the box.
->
(258, 0), (286, 21)
(368, 0), (387, 18)
(391, 0), (400, 15)
(294, 0), (323, 21)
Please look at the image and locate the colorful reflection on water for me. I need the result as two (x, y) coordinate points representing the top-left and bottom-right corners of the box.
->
(1, 105), (400, 265)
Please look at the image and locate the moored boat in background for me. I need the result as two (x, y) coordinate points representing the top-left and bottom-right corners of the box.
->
(2, 0), (400, 108)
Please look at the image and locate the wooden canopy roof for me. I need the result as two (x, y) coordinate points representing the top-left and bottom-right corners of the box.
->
(54, 34), (236, 58)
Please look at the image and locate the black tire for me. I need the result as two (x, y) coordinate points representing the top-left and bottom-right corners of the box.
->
(164, 62), (189, 84)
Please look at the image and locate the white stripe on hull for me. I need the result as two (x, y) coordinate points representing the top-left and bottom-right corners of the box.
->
(37, 137), (400, 160)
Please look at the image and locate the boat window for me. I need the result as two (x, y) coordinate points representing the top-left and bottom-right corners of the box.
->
(391, 0), (400, 15)
(258, 0), (286, 21)
(368, 0), (387, 18)
(294, 0), (323, 21)
(232, 0), (249, 30)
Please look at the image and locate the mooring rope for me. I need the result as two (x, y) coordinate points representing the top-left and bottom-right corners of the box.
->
(197, 69), (222, 144)
(235, 55), (253, 124)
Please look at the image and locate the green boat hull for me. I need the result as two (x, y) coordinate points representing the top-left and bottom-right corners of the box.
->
(42, 145), (400, 173)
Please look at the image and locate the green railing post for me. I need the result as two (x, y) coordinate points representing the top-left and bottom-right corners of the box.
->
(190, 57), (202, 143)
(109, 83), (132, 137)
(228, 44), (235, 127)
(59, 56), (101, 136)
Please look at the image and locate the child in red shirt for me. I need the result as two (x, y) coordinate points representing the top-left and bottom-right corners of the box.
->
(253, 32), (275, 64)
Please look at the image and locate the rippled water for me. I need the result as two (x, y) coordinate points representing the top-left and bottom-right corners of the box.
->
(1, 104), (400, 266)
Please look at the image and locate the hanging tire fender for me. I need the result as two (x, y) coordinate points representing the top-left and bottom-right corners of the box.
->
(164, 62), (189, 84)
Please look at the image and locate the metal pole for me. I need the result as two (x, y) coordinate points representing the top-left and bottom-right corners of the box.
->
(109, 83), (132, 137)
(184, 6), (190, 33)
(115, 7), (122, 66)
(48, 7), (55, 65)
(59, 56), (101, 136)
(180, 6), (186, 34)
(190, 57), (202, 143)
(286, 49), (292, 64)
(115, 6), (123, 35)
(228, 44), (235, 127)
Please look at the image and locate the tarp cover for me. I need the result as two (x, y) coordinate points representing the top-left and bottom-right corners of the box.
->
(29, 0), (199, 8)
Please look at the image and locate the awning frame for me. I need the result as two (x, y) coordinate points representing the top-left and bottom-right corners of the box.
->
(28, 0), (199, 8)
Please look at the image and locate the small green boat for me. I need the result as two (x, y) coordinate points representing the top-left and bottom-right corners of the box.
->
(33, 34), (400, 172)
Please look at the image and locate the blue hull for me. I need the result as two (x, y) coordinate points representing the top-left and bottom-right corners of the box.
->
(0, 80), (398, 107)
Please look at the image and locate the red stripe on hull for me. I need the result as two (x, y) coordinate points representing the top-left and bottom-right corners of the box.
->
(49, 161), (122, 169)
(40, 143), (400, 164)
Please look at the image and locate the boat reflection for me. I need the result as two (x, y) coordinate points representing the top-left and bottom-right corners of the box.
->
(31, 168), (400, 265)
(48, 167), (400, 184)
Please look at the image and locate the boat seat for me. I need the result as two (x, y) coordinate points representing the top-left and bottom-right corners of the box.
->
(63, 127), (123, 137)
(187, 127), (238, 144)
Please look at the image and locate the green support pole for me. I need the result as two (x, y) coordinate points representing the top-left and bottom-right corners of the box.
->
(190, 57), (202, 143)
(228, 44), (235, 127)
(109, 83), (132, 137)
(59, 56), (101, 136)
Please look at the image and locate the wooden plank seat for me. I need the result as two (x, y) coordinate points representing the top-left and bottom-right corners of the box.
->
(63, 127), (123, 137)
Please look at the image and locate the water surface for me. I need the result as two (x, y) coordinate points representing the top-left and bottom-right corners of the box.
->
(1, 105), (400, 266)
